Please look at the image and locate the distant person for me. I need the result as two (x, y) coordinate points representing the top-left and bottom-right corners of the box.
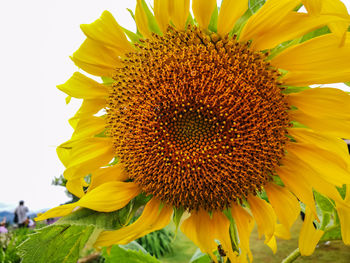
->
(0, 217), (8, 233)
(14, 200), (29, 228)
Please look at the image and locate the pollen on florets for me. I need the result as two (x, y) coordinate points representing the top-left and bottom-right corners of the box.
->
(106, 26), (290, 211)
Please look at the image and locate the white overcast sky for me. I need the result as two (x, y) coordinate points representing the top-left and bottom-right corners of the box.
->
(0, 0), (349, 212)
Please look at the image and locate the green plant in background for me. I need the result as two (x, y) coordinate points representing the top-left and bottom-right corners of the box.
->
(136, 228), (174, 258)
(0, 228), (34, 263)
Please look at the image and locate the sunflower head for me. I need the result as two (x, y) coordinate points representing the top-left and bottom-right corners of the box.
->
(38, 0), (350, 262)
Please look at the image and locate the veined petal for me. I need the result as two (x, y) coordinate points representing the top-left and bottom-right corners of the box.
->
(288, 88), (350, 120)
(89, 164), (129, 191)
(281, 69), (350, 86)
(231, 204), (254, 262)
(251, 13), (344, 50)
(135, 0), (152, 38)
(72, 117), (106, 139)
(247, 194), (276, 243)
(336, 185), (350, 245)
(76, 181), (141, 212)
(302, 0), (322, 15)
(71, 38), (123, 77)
(57, 72), (108, 99)
(181, 210), (237, 262)
(271, 33), (350, 73)
(80, 11), (134, 53)
(287, 143), (350, 187)
(168, 0), (190, 30)
(66, 178), (86, 198)
(240, 0), (301, 42)
(290, 109), (350, 138)
(71, 98), (106, 125)
(266, 235), (277, 254)
(299, 207), (324, 256)
(282, 151), (345, 206)
(63, 138), (115, 181)
(217, 0), (247, 36)
(276, 160), (317, 218)
(95, 198), (173, 247)
(192, 0), (216, 29)
(288, 128), (350, 169)
(265, 183), (299, 238)
(154, 0), (170, 32)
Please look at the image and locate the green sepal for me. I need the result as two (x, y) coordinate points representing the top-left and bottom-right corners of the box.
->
(336, 184), (347, 199)
(320, 212), (331, 230)
(290, 121), (308, 128)
(345, 82), (350, 87)
(249, 0), (266, 13)
(282, 86), (310, 94)
(300, 26), (330, 43)
(102, 244), (160, 263)
(173, 207), (185, 233)
(140, 0), (162, 35)
(208, 6), (218, 33)
(123, 27), (143, 43)
(101, 76), (115, 85)
(314, 191), (335, 214)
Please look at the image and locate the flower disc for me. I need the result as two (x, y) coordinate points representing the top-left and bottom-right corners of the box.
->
(107, 26), (290, 211)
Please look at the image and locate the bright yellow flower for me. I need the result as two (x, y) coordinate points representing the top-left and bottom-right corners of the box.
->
(38, 0), (350, 262)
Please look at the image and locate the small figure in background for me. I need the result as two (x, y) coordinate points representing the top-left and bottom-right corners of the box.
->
(0, 217), (8, 233)
(14, 200), (29, 228)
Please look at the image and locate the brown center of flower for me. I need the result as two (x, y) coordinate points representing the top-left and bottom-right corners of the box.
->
(107, 26), (290, 211)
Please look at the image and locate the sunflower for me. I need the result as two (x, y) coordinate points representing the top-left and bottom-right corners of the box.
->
(38, 0), (350, 262)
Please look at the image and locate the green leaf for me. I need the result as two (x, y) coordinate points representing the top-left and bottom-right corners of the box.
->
(121, 241), (148, 254)
(321, 226), (342, 241)
(19, 224), (94, 263)
(102, 245), (160, 263)
(56, 208), (130, 230)
(314, 191), (335, 213)
(189, 249), (212, 263)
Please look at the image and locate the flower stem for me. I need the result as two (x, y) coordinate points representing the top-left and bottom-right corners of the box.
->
(281, 248), (301, 263)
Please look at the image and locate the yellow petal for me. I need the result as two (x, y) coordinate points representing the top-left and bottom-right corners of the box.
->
(288, 128), (350, 169)
(287, 143), (350, 187)
(290, 109), (350, 138)
(251, 13), (344, 50)
(80, 11), (134, 54)
(281, 69), (350, 86)
(71, 99), (106, 124)
(154, 0), (170, 32)
(247, 194), (276, 242)
(275, 224), (292, 240)
(76, 181), (141, 212)
(135, 0), (152, 38)
(63, 138), (115, 181)
(71, 38), (123, 77)
(35, 203), (76, 221)
(181, 210), (237, 262)
(265, 183), (300, 237)
(57, 72), (108, 99)
(240, 0), (301, 42)
(276, 160), (317, 218)
(89, 164), (129, 191)
(192, 0), (216, 29)
(66, 178), (86, 198)
(95, 198), (173, 247)
(299, 207), (324, 256)
(288, 88), (350, 120)
(231, 204), (254, 262)
(282, 150), (346, 209)
(266, 235), (277, 254)
(217, 0), (247, 36)
(168, 0), (190, 30)
(271, 33), (350, 73)
(302, 0), (322, 15)
(72, 117), (106, 139)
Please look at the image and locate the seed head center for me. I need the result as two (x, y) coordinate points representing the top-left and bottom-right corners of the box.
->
(107, 26), (290, 211)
